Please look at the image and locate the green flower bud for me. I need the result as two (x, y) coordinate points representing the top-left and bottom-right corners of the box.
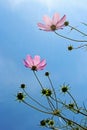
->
(64, 21), (69, 26)
(68, 45), (73, 51)
(21, 84), (26, 89)
(48, 120), (54, 126)
(61, 84), (69, 93)
(53, 109), (60, 116)
(45, 72), (49, 76)
(67, 120), (73, 126)
(41, 89), (52, 96)
(16, 92), (25, 101)
(40, 120), (46, 126)
(68, 103), (74, 109)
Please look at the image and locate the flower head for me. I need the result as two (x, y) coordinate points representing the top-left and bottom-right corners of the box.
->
(41, 88), (52, 96)
(40, 120), (46, 126)
(16, 92), (25, 101)
(24, 55), (46, 71)
(61, 84), (69, 93)
(37, 13), (66, 31)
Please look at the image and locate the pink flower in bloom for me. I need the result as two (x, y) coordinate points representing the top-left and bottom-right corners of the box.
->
(37, 13), (66, 31)
(24, 55), (46, 71)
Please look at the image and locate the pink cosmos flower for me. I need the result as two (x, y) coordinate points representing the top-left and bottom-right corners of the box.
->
(37, 13), (66, 31)
(24, 55), (46, 71)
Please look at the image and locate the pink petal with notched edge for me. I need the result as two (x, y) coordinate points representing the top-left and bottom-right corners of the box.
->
(37, 23), (50, 30)
(39, 59), (46, 66)
(37, 63), (46, 70)
(57, 15), (66, 27)
(23, 55), (34, 68)
(37, 65), (46, 70)
(52, 13), (60, 25)
(33, 55), (40, 65)
(26, 55), (34, 66)
(37, 23), (51, 31)
(43, 15), (52, 26)
(23, 60), (32, 68)
(37, 59), (46, 70)
(37, 60), (46, 70)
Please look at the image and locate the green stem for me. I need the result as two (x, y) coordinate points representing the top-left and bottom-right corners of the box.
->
(67, 91), (78, 109)
(68, 25), (87, 36)
(51, 96), (87, 117)
(33, 71), (56, 111)
(22, 100), (52, 115)
(47, 97), (55, 111)
(73, 44), (87, 50)
(60, 115), (87, 130)
(81, 22), (87, 27)
(33, 71), (43, 89)
(48, 76), (58, 109)
(54, 31), (87, 42)
(23, 88), (51, 111)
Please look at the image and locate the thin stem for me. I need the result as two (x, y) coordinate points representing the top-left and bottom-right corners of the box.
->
(51, 96), (87, 117)
(78, 110), (87, 117)
(33, 71), (56, 111)
(54, 31), (87, 42)
(23, 88), (51, 111)
(60, 115), (87, 130)
(67, 91), (78, 109)
(47, 76), (58, 109)
(33, 71), (43, 89)
(73, 44), (87, 50)
(81, 22), (87, 27)
(22, 100), (52, 115)
(47, 97), (56, 111)
(68, 25), (87, 36)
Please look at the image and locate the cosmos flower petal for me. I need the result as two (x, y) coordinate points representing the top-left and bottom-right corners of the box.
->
(26, 55), (34, 66)
(43, 15), (52, 25)
(37, 59), (46, 70)
(38, 59), (46, 66)
(52, 13), (60, 25)
(37, 13), (66, 31)
(33, 55), (40, 65)
(23, 60), (31, 68)
(37, 60), (46, 70)
(37, 65), (46, 70)
(24, 55), (46, 71)
(57, 15), (66, 26)
(37, 23), (51, 31)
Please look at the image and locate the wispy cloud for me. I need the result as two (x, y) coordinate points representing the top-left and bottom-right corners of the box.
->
(2, 0), (87, 11)
(8, 0), (25, 8)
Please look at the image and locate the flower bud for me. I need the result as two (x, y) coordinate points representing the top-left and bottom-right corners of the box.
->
(45, 72), (49, 76)
(68, 45), (73, 51)
(48, 120), (54, 126)
(64, 21), (69, 26)
(16, 92), (25, 101)
(40, 120), (46, 126)
(61, 84), (69, 93)
(21, 84), (26, 89)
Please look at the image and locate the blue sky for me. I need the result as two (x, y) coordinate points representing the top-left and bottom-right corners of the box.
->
(0, 0), (87, 130)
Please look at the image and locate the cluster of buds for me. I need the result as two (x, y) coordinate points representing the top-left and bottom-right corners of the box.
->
(16, 12), (87, 130)
(16, 56), (87, 129)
